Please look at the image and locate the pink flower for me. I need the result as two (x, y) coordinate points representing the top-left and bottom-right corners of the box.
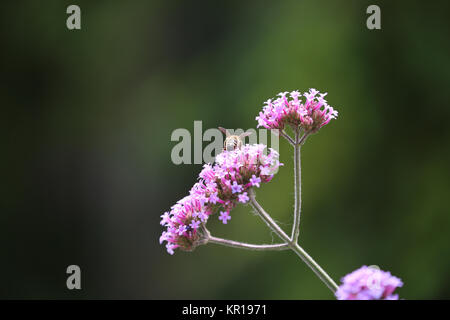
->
(238, 192), (249, 203)
(178, 225), (187, 236)
(160, 212), (170, 226)
(159, 144), (282, 255)
(336, 266), (403, 300)
(250, 175), (261, 188)
(231, 181), (243, 194)
(208, 192), (220, 204)
(189, 220), (201, 230)
(219, 211), (231, 224)
(255, 89), (338, 133)
(197, 211), (208, 222)
(166, 244), (175, 255)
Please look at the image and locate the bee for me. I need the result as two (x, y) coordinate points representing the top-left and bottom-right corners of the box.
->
(218, 127), (252, 151)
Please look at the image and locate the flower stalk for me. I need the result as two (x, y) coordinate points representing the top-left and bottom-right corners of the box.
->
(248, 188), (339, 293)
(280, 130), (295, 146)
(291, 129), (302, 242)
(207, 235), (289, 251)
(157, 89), (401, 299)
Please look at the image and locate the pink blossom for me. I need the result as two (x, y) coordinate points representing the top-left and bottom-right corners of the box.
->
(159, 144), (282, 254)
(336, 266), (403, 300)
(208, 192), (220, 204)
(238, 192), (249, 203)
(219, 211), (231, 224)
(189, 220), (201, 230)
(231, 181), (243, 194)
(255, 89), (338, 133)
(250, 175), (261, 187)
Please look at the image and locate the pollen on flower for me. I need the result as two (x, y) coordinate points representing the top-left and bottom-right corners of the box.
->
(159, 144), (282, 254)
(255, 88), (338, 133)
(336, 266), (403, 300)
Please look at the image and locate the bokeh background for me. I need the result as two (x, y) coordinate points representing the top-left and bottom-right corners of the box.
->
(1, 0), (450, 299)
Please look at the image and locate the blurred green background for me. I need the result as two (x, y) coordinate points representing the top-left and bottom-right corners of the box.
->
(1, 0), (450, 299)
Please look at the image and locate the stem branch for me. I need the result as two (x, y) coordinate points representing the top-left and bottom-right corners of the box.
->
(298, 131), (310, 146)
(208, 236), (289, 251)
(248, 189), (338, 293)
(280, 130), (295, 146)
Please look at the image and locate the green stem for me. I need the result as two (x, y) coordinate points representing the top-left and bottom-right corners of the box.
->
(208, 235), (289, 251)
(248, 189), (339, 293)
(291, 130), (301, 241)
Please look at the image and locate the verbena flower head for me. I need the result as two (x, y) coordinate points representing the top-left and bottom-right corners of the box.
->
(160, 144), (282, 255)
(256, 89), (338, 133)
(336, 266), (403, 300)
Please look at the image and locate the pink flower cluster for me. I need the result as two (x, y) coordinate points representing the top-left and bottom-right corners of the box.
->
(336, 266), (403, 300)
(160, 144), (282, 255)
(256, 89), (338, 133)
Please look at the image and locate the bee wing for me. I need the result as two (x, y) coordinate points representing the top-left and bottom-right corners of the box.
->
(218, 127), (231, 137)
(239, 131), (252, 139)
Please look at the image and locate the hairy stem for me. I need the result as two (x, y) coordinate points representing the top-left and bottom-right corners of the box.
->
(208, 236), (289, 251)
(291, 129), (301, 242)
(248, 189), (338, 293)
(298, 131), (310, 146)
(280, 130), (295, 146)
